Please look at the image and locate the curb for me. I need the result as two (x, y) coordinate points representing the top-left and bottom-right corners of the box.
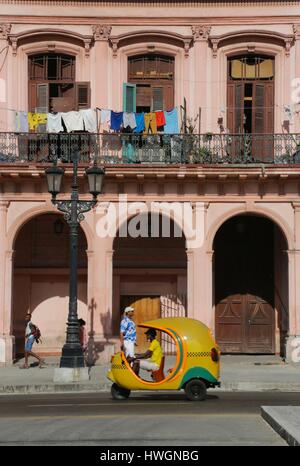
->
(0, 383), (112, 395)
(261, 407), (300, 446)
(1, 382), (300, 395)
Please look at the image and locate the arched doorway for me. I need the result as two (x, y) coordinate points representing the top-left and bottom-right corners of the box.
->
(113, 213), (187, 352)
(214, 214), (288, 355)
(12, 213), (88, 356)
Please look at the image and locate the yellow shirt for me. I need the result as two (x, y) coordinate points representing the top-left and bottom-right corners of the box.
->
(28, 113), (47, 131)
(149, 339), (163, 367)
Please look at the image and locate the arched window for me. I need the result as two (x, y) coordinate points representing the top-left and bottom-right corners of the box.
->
(127, 54), (174, 113)
(28, 53), (90, 115)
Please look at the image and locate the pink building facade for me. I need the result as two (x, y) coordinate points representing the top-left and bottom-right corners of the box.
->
(1, 0), (300, 364)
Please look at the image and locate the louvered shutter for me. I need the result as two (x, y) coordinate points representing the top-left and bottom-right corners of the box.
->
(36, 83), (49, 113)
(75, 82), (91, 110)
(235, 83), (243, 133)
(226, 83), (235, 133)
(152, 87), (163, 111)
(254, 84), (264, 134)
(123, 83), (136, 112)
(28, 82), (37, 113)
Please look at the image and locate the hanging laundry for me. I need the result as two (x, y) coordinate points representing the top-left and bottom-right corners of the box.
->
(111, 111), (123, 131)
(133, 113), (145, 133)
(28, 112), (47, 131)
(15, 111), (29, 132)
(47, 113), (63, 133)
(61, 111), (84, 132)
(155, 111), (166, 127)
(123, 112), (136, 129)
(144, 112), (157, 134)
(80, 109), (97, 133)
(164, 108), (179, 134)
(100, 109), (111, 125)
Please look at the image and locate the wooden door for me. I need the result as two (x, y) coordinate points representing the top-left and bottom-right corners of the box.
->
(227, 81), (274, 161)
(215, 216), (275, 354)
(120, 296), (161, 352)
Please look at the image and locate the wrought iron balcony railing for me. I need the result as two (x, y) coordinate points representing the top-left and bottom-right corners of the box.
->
(0, 132), (300, 165)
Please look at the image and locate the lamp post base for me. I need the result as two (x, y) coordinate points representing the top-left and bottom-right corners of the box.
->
(53, 367), (90, 383)
(59, 343), (85, 368)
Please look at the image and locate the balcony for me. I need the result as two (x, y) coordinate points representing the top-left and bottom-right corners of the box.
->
(0, 132), (300, 166)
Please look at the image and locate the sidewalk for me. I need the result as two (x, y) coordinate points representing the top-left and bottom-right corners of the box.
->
(0, 354), (299, 395)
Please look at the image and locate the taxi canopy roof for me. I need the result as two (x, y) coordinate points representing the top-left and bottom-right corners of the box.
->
(138, 317), (216, 353)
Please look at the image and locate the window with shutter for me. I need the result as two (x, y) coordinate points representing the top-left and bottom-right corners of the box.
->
(75, 82), (91, 110)
(153, 87), (163, 111)
(123, 83), (136, 112)
(36, 83), (49, 113)
(254, 84), (264, 134)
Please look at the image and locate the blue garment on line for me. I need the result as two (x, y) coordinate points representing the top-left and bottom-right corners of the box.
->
(133, 113), (145, 133)
(111, 111), (123, 131)
(164, 108), (179, 134)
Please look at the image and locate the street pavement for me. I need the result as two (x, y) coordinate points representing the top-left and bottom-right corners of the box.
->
(0, 354), (299, 445)
(0, 391), (298, 446)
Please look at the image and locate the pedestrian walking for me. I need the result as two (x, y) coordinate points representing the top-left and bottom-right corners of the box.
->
(20, 313), (45, 369)
(78, 318), (87, 352)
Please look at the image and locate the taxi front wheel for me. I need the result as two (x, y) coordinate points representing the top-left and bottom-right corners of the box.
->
(111, 383), (131, 400)
(184, 379), (207, 401)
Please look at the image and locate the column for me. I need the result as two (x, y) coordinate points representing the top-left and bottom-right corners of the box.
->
(293, 25), (300, 132)
(0, 24), (11, 131)
(186, 249), (195, 318)
(292, 202), (300, 336)
(284, 202), (300, 362)
(191, 25), (211, 132)
(92, 25), (112, 109)
(186, 202), (211, 326)
(0, 201), (14, 364)
(0, 201), (9, 335)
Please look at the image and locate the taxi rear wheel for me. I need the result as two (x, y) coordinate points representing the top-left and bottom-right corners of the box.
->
(184, 379), (207, 401)
(111, 383), (131, 400)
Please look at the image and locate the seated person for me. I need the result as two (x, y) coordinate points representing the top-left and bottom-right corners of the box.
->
(133, 328), (163, 376)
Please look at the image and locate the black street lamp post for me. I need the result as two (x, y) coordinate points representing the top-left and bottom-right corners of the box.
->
(45, 152), (104, 368)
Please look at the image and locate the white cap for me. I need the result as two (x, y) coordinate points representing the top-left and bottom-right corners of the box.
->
(124, 306), (134, 314)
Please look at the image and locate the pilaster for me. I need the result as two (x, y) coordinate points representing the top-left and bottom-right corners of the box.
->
(92, 25), (112, 110)
(191, 25), (212, 132)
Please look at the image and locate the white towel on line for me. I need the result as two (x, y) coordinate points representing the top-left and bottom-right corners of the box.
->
(62, 111), (84, 132)
(47, 113), (63, 133)
(80, 109), (97, 133)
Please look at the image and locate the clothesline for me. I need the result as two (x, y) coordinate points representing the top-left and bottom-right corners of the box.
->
(12, 107), (181, 135)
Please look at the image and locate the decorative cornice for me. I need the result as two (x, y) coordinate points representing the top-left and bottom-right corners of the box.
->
(293, 24), (300, 40)
(0, 1), (299, 6)
(92, 24), (112, 42)
(8, 28), (93, 56)
(0, 23), (11, 40)
(209, 29), (295, 57)
(191, 25), (212, 42)
(109, 30), (193, 57)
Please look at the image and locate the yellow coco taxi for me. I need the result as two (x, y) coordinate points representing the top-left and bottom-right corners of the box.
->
(107, 317), (220, 401)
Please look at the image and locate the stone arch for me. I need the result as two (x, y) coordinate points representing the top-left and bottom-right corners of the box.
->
(112, 210), (187, 342)
(8, 203), (93, 253)
(207, 205), (293, 253)
(12, 210), (89, 356)
(102, 200), (198, 251)
(211, 209), (290, 356)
